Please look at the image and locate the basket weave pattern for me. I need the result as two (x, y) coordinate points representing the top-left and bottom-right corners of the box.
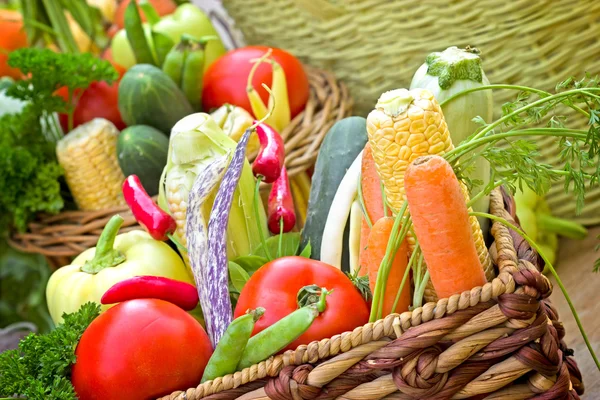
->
(221, 0), (600, 224)
(8, 68), (352, 267)
(160, 189), (583, 400)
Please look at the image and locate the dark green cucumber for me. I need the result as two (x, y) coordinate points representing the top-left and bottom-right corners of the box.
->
(118, 64), (194, 135)
(301, 116), (368, 262)
(116, 125), (169, 196)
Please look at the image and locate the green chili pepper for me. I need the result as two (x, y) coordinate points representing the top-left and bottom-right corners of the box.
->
(201, 307), (264, 383)
(181, 42), (205, 111)
(162, 43), (188, 87)
(236, 288), (330, 370)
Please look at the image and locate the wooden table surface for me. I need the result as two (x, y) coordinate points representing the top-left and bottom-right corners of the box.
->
(551, 226), (600, 398)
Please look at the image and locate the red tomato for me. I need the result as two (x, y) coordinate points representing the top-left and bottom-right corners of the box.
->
(234, 256), (369, 351)
(56, 64), (126, 132)
(202, 46), (310, 118)
(114, 0), (177, 29)
(72, 299), (213, 400)
(0, 10), (28, 79)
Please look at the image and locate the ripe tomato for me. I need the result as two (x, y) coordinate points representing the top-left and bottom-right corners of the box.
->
(72, 299), (213, 400)
(113, 0), (177, 29)
(0, 10), (28, 79)
(234, 256), (369, 351)
(56, 63), (126, 132)
(202, 46), (310, 118)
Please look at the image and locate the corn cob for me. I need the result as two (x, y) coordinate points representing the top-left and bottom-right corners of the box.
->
(56, 118), (125, 210)
(366, 88), (493, 302)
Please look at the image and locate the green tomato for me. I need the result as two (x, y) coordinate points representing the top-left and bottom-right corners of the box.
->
(152, 4), (226, 73)
(111, 24), (157, 69)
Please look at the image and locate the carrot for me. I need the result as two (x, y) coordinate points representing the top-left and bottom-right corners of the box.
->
(404, 155), (487, 299)
(361, 144), (384, 223)
(358, 144), (385, 275)
(365, 217), (410, 315)
(357, 218), (370, 275)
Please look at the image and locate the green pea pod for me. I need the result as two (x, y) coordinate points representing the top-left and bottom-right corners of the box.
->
(181, 43), (205, 111)
(152, 31), (175, 67)
(124, 0), (156, 65)
(201, 307), (265, 383)
(162, 44), (188, 87)
(237, 288), (330, 370)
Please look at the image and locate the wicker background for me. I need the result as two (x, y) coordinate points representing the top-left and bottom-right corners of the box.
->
(217, 0), (600, 224)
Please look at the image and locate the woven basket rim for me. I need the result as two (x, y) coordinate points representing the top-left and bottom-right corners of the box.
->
(8, 67), (353, 262)
(160, 188), (581, 400)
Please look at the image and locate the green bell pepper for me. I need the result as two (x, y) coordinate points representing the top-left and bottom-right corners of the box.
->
(514, 187), (587, 265)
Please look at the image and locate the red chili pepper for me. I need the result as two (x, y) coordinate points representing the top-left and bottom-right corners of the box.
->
(267, 166), (296, 234)
(101, 276), (199, 311)
(122, 175), (176, 241)
(252, 121), (285, 183)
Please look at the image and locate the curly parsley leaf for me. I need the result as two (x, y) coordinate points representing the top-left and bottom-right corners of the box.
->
(0, 48), (118, 232)
(0, 302), (100, 400)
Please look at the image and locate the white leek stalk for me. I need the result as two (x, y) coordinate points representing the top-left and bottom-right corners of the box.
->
(410, 46), (493, 233)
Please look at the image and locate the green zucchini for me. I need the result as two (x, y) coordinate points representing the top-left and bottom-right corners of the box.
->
(117, 125), (169, 196)
(301, 117), (368, 263)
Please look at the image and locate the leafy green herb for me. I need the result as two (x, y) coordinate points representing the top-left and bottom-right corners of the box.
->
(7, 48), (118, 132)
(233, 255), (269, 276)
(0, 49), (118, 232)
(252, 232), (301, 259)
(0, 302), (100, 399)
(347, 269), (371, 303)
(228, 261), (250, 293)
(299, 241), (312, 258)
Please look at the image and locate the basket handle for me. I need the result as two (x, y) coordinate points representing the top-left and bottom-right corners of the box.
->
(292, 0), (346, 20)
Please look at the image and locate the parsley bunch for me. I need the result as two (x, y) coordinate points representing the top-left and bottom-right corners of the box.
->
(0, 302), (100, 399)
(0, 48), (117, 232)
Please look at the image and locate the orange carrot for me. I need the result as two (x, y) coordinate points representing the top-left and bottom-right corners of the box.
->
(361, 144), (384, 223)
(365, 217), (410, 315)
(358, 144), (384, 275)
(357, 218), (370, 275)
(404, 155), (487, 299)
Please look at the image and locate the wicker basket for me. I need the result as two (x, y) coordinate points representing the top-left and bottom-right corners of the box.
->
(159, 188), (583, 400)
(220, 0), (600, 224)
(8, 67), (352, 268)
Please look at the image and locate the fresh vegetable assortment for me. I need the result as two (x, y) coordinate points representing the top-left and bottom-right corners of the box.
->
(2, 1), (600, 396)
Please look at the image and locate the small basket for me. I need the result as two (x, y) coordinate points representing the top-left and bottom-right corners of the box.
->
(220, 0), (600, 224)
(8, 67), (352, 268)
(160, 188), (583, 400)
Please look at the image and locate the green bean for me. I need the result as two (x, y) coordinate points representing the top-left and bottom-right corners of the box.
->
(124, 0), (156, 65)
(201, 308), (264, 383)
(236, 289), (330, 370)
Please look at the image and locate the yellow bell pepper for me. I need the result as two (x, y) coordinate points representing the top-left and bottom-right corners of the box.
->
(46, 215), (192, 324)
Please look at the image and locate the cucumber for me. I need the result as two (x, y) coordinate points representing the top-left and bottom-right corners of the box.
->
(117, 125), (169, 196)
(301, 117), (368, 262)
(118, 64), (194, 135)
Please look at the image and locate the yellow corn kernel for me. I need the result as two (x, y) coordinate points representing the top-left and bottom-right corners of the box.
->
(56, 118), (125, 210)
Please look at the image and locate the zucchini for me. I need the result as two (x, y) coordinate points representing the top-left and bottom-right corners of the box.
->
(301, 117), (368, 262)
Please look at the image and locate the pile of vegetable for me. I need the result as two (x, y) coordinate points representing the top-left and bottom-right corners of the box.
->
(2, 3), (600, 397)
